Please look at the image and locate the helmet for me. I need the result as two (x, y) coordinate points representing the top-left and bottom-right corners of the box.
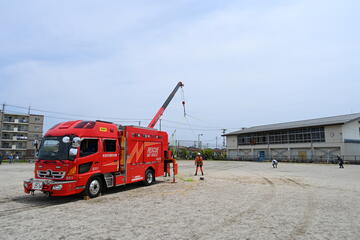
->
(197, 152), (201, 155)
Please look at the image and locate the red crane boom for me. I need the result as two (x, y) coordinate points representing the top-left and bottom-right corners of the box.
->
(147, 82), (184, 128)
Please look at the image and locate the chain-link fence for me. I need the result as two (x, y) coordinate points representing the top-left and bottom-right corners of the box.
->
(227, 155), (360, 164)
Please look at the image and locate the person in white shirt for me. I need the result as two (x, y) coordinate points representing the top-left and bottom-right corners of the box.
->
(272, 159), (278, 168)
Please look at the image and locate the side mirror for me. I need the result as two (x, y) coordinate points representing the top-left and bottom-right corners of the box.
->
(62, 136), (70, 143)
(69, 148), (78, 160)
(72, 137), (81, 148)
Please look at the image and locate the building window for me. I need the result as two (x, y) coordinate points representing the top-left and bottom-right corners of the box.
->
(237, 127), (325, 145)
(35, 117), (41, 121)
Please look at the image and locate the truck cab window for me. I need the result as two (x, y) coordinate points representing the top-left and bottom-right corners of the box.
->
(80, 139), (98, 157)
(103, 140), (116, 152)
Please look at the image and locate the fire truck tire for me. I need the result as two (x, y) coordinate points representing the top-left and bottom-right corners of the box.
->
(85, 176), (103, 198)
(143, 169), (155, 186)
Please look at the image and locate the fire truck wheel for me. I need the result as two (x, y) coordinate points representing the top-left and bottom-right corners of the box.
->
(143, 169), (155, 186)
(85, 176), (103, 198)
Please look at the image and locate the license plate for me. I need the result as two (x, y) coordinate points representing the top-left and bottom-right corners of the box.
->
(32, 181), (43, 190)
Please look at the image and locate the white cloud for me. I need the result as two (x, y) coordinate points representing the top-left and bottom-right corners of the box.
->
(0, 0), (359, 143)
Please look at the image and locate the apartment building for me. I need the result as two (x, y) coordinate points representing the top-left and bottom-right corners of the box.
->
(0, 110), (44, 159)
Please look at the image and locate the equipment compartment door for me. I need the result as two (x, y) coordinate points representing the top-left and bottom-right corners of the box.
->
(143, 142), (162, 164)
(126, 140), (145, 182)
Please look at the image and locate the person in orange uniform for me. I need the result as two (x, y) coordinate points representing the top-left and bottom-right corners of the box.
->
(194, 153), (204, 176)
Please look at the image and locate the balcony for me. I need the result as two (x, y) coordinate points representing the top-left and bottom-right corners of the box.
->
(1, 136), (28, 141)
(3, 121), (29, 125)
(2, 127), (29, 132)
(0, 144), (27, 150)
(3, 117), (29, 123)
(16, 136), (28, 140)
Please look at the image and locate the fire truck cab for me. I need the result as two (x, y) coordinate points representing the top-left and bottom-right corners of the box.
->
(24, 120), (177, 197)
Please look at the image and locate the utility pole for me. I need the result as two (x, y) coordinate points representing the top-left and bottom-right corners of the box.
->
(0, 104), (5, 150)
(197, 133), (203, 149)
(159, 119), (162, 131)
(216, 136), (218, 149)
(138, 121), (141, 126)
(28, 106), (31, 115)
(222, 129), (226, 148)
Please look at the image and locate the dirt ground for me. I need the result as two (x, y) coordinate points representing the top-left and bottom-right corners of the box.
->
(0, 160), (359, 240)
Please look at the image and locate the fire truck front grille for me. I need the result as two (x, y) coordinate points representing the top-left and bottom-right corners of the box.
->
(37, 170), (66, 179)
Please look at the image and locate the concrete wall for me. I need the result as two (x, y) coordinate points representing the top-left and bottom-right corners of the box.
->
(342, 119), (360, 141)
(29, 115), (44, 125)
(226, 135), (237, 149)
(342, 143), (360, 156)
(324, 125), (343, 143)
(28, 124), (42, 133)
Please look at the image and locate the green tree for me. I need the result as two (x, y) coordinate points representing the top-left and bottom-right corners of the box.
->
(201, 149), (214, 160)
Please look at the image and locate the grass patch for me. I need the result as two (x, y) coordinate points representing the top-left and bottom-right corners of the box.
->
(183, 177), (194, 182)
(178, 176), (194, 182)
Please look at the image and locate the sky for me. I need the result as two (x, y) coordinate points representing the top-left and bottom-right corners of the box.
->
(0, 0), (359, 148)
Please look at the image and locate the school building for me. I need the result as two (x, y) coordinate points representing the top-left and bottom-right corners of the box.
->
(225, 113), (360, 163)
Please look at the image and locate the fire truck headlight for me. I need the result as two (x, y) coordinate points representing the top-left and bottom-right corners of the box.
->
(53, 185), (63, 191)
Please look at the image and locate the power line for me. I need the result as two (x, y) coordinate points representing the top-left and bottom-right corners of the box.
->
(11, 104), (229, 129)
(3, 107), (148, 124)
(2, 102), (244, 131)
(5, 103), (151, 121)
(161, 118), (224, 129)
(161, 124), (224, 132)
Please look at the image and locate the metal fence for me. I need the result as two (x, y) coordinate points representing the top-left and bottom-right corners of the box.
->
(228, 155), (360, 164)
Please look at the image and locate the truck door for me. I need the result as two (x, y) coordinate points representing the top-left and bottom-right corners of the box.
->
(101, 139), (119, 173)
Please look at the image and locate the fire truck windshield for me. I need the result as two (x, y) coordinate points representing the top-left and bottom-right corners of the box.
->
(38, 136), (70, 160)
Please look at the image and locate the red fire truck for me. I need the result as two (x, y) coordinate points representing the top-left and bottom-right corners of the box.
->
(24, 82), (183, 198)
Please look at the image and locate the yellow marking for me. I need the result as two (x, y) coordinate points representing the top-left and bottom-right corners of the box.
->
(100, 127), (107, 132)
(144, 142), (160, 147)
(102, 162), (118, 167)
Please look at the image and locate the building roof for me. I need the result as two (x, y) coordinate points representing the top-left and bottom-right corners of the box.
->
(225, 113), (360, 136)
(0, 111), (44, 117)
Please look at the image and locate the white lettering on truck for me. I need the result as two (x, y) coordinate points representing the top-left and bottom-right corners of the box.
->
(146, 147), (159, 157)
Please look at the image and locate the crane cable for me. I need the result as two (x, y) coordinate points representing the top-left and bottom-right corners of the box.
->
(181, 86), (186, 117)
(179, 85), (197, 137)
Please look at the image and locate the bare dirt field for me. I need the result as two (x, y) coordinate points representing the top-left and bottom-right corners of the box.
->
(0, 160), (359, 240)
